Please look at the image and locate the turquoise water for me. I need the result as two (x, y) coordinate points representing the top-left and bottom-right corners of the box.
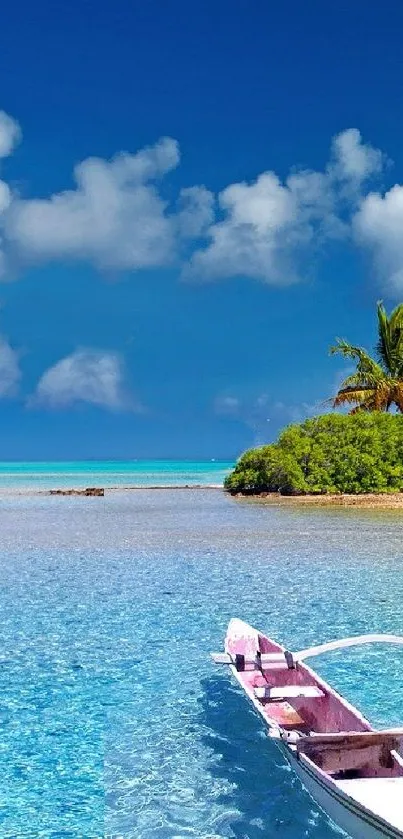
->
(0, 460), (233, 489)
(1, 489), (403, 837)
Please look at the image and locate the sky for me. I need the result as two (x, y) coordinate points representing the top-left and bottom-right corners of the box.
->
(1, 1), (403, 459)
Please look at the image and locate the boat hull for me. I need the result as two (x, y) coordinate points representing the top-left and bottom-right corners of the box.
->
(276, 733), (403, 838)
(220, 619), (403, 839)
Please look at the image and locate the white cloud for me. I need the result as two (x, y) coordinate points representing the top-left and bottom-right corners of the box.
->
(31, 349), (137, 410)
(0, 114), (14, 276)
(186, 172), (304, 284)
(0, 336), (20, 397)
(0, 111), (21, 159)
(0, 181), (12, 278)
(7, 138), (182, 271)
(353, 185), (403, 292)
(0, 110), (391, 288)
(330, 128), (384, 185)
(0, 181), (11, 214)
(186, 128), (384, 284)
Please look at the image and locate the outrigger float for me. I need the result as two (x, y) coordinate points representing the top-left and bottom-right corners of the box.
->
(211, 619), (403, 839)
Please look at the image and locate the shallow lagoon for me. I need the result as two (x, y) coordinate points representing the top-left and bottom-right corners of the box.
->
(0, 489), (403, 837)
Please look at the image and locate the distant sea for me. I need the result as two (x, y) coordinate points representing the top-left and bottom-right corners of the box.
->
(0, 460), (234, 490)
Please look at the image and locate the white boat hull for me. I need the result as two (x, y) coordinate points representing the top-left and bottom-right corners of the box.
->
(279, 743), (403, 839)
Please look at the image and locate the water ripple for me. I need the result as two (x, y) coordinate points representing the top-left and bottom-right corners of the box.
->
(0, 491), (402, 836)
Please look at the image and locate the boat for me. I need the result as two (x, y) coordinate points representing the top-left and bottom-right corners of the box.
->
(211, 619), (403, 839)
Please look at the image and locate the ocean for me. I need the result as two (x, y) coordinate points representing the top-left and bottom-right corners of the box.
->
(0, 487), (403, 837)
(0, 460), (234, 490)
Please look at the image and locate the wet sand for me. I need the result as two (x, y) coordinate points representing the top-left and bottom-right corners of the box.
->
(233, 492), (403, 509)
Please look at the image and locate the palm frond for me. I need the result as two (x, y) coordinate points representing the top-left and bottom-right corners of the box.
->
(392, 381), (403, 412)
(331, 304), (403, 415)
(330, 340), (383, 376)
(389, 303), (403, 331)
(332, 387), (377, 408)
(376, 302), (393, 373)
(391, 305), (403, 377)
(339, 371), (385, 391)
(332, 379), (393, 413)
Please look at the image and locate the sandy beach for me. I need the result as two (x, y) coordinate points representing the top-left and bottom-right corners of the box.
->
(233, 492), (403, 509)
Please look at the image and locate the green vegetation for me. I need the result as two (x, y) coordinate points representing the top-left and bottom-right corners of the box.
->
(224, 413), (403, 495)
(226, 303), (403, 496)
(331, 302), (403, 412)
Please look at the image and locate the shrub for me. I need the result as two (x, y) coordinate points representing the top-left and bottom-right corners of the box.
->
(224, 413), (403, 495)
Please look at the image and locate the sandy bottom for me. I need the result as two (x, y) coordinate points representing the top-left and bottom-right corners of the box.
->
(0, 485), (401, 509)
(0, 484), (223, 497)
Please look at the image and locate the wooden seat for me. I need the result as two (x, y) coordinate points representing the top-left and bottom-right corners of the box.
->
(255, 685), (324, 701)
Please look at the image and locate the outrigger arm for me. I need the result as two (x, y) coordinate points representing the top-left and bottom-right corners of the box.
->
(211, 633), (403, 669)
(296, 633), (403, 661)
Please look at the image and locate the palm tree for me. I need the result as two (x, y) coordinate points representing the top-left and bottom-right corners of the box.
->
(330, 302), (403, 413)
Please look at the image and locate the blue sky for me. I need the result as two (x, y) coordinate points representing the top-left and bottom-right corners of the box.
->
(0, 0), (403, 459)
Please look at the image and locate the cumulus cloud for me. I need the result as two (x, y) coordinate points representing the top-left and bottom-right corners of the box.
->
(5, 136), (216, 272)
(0, 180), (11, 214)
(31, 349), (137, 410)
(0, 336), (20, 397)
(186, 128), (384, 284)
(7, 138), (182, 270)
(187, 172), (306, 284)
(353, 185), (403, 292)
(0, 181), (12, 278)
(0, 112), (18, 277)
(0, 109), (392, 287)
(0, 111), (21, 159)
(330, 127), (384, 185)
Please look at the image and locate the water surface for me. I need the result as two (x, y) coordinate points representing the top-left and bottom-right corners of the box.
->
(0, 460), (233, 490)
(0, 490), (403, 837)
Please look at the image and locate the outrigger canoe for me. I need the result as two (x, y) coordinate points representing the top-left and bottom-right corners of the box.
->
(211, 619), (403, 839)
